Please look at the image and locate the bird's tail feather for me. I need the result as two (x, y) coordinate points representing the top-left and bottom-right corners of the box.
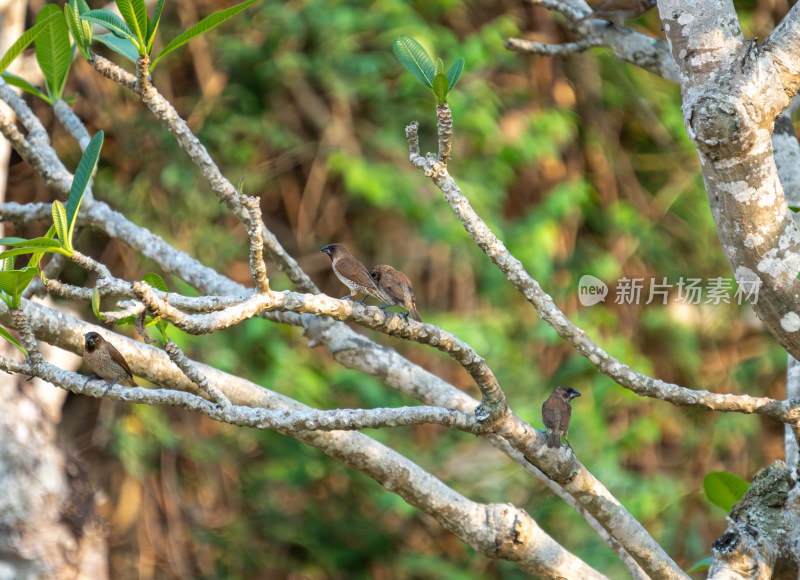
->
(546, 431), (561, 448)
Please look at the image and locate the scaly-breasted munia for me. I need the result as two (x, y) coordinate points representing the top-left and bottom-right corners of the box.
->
(370, 264), (423, 322)
(83, 331), (138, 390)
(320, 244), (392, 304)
(579, 0), (656, 26)
(541, 386), (581, 449)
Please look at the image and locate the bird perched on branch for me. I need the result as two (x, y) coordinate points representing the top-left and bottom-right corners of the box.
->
(370, 264), (423, 322)
(321, 244), (392, 304)
(541, 386), (581, 449)
(83, 331), (138, 391)
(578, 0), (656, 27)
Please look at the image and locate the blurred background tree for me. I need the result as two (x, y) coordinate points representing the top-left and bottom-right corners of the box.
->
(5, 0), (794, 577)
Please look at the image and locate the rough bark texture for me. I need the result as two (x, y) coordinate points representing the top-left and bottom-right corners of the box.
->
(709, 462), (800, 579)
(660, 0), (800, 362)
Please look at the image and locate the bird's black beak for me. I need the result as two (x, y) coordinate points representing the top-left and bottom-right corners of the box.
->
(569, 388), (581, 400)
(320, 245), (331, 256)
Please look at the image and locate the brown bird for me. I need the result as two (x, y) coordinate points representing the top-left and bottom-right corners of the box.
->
(320, 244), (392, 304)
(579, 0), (656, 26)
(370, 264), (423, 322)
(541, 386), (581, 449)
(83, 331), (138, 391)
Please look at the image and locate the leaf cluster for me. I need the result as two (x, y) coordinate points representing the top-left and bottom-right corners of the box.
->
(83, 0), (259, 70)
(0, 0), (261, 104)
(0, 131), (102, 352)
(393, 35), (463, 105)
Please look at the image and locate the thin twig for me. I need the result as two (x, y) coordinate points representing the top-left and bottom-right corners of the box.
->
(404, 122), (797, 421)
(164, 339), (231, 408)
(91, 55), (316, 293)
(130, 282), (510, 418)
(239, 194), (269, 293)
(505, 37), (601, 55)
(527, 0), (587, 21)
(437, 105), (453, 164)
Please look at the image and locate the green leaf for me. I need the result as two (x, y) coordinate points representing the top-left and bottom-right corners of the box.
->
(34, 5), (71, 101)
(146, 0), (166, 53)
(52, 200), (69, 249)
(392, 35), (435, 89)
(115, 0), (145, 51)
(0, 268), (39, 308)
(447, 57), (463, 91)
(82, 10), (135, 42)
(27, 225), (57, 271)
(0, 325), (26, 355)
(704, 471), (750, 512)
(432, 72), (448, 106)
(2, 256), (14, 271)
(64, 5), (84, 56)
(1, 72), (51, 102)
(687, 557), (713, 572)
(92, 287), (105, 321)
(65, 4), (92, 61)
(114, 314), (137, 326)
(93, 33), (139, 63)
(66, 130), (103, 246)
(130, 0), (151, 43)
(0, 237), (30, 245)
(435, 58), (444, 77)
(150, 0), (260, 70)
(8, 237), (63, 250)
(0, 8), (60, 74)
(0, 247), (70, 260)
(155, 320), (169, 341)
(136, 278), (170, 340)
(74, 0), (94, 48)
(142, 272), (169, 293)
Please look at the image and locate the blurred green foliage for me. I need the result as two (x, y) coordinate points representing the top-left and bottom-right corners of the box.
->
(15, 0), (789, 577)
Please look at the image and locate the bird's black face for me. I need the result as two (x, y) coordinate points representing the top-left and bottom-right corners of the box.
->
(321, 245), (335, 259)
(84, 331), (101, 352)
(555, 385), (581, 401)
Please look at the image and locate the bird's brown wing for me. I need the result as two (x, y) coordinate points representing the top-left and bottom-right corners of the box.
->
(551, 406), (563, 429)
(338, 256), (380, 290)
(107, 344), (134, 378)
(542, 400), (562, 429)
(402, 280), (416, 305)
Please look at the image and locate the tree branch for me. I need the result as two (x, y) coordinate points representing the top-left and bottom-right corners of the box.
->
(0, 300), (607, 579)
(653, 0), (800, 361)
(163, 339), (231, 408)
(506, 36), (601, 56)
(239, 193), (269, 294)
(405, 121), (799, 423)
(130, 281), (510, 418)
(507, 8), (679, 82)
(90, 55), (316, 294)
(707, 462), (800, 580)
